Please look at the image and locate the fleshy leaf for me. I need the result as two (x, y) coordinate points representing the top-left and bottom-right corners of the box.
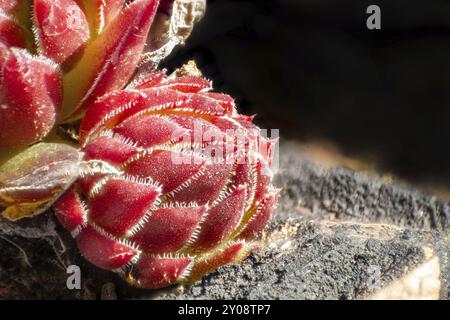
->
(238, 188), (280, 240)
(192, 186), (247, 251)
(62, 0), (160, 122)
(53, 185), (86, 232)
(33, 0), (90, 66)
(131, 255), (193, 289)
(0, 11), (27, 47)
(88, 176), (161, 236)
(130, 204), (207, 254)
(0, 45), (63, 147)
(76, 225), (138, 269)
(0, 143), (82, 221)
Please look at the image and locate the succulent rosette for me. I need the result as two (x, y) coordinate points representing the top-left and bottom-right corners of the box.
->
(53, 72), (279, 288)
(0, 0), (280, 289)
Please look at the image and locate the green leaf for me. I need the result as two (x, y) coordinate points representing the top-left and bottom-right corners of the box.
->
(0, 143), (83, 221)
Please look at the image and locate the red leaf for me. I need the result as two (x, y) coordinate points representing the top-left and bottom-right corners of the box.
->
(88, 176), (161, 236)
(131, 204), (207, 254)
(124, 149), (204, 194)
(76, 225), (138, 270)
(186, 241), (252, 283)
(0, 46), (62, 147)
(79, 88), (188, 145)
(53, 186), (86, 232)
(62, 0), (160, 122)
(133, 255), (192, 289)
(83, 135), (138, 165)
(0, 11), (27, 47)
(33, 0), (89, 65)
(113, 115), (188, 148)
(192, 186), (247, 251)
(239, 189), (280, 240)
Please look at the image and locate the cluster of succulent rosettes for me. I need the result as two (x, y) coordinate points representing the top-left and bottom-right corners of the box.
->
(53, 72), (280, 289)
(0, 0), (205, 219)
(0, 0), (202, 147)
(0, 0), (279, 289)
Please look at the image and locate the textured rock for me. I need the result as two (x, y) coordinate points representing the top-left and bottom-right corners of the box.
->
(158, 220), (430, 299)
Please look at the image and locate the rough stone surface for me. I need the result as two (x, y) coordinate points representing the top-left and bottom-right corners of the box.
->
(157, 220), (429, 300)
(276, 147), (450, 232)
(0, 142), (449, 299)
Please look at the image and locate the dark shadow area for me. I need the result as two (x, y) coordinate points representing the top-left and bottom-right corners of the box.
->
(163, 0), (450, 187)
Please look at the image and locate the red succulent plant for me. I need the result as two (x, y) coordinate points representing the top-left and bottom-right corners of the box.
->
(0, 0), (206, 218)
(52, 71), (280, 288)
(0, 0), (280, 289)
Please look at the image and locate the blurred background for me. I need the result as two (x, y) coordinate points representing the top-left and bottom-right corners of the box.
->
(163, 0), (450, 191)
